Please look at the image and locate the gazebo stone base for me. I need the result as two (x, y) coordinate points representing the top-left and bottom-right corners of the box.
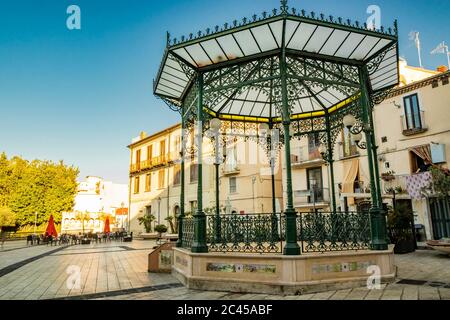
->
(172, 246), (396, 295)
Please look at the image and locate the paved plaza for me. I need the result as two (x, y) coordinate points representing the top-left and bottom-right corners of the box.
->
(0, 240), (449, 300)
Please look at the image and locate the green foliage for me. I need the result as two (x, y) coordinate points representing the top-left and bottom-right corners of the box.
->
(429, 166), (450, 199)
(138, 214), (155, 233)
(154, 224), (168, 234)
(387, 202), (413, 229)
(0, 152), (79, 226)
(0, 207), (16, 227)
(165, 216), (176, 234)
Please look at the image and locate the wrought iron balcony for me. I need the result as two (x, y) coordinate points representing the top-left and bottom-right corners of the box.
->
(381, 174), (410, 196)
(294, 188), (330, 208)
(400, 111), (428, 136)
(222, 163), (240, 176)
(291, 146), (325, 169)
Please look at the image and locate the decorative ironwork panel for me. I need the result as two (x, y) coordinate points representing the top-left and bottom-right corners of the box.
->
(298, 211), (370, 253)
(206, 213), (282, 254)
(181, 217), (194, 249)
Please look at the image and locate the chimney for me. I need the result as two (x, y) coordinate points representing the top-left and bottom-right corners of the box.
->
(437, 65), (449, 73)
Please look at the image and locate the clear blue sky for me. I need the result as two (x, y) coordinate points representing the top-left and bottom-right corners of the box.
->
(0, 0), (449, 184)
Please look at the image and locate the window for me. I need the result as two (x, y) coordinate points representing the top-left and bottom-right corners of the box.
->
(307, 167), (323, 202)
(190, 163), (198, 183)
(136, 149), (141, 170)
(308, 133), (321, 159)
(134, 176), (140, 194)
(146, 205), (152, 217)
(342, 128), (358, 158)
(158, 169), (165, 189)
(173, 164), (181, 186)
(147, 145), (153, 161)
(404, 94), (422, 130)
(229, 177), (237, 193)
(145, 174), (151, 192)
(159, 140), (166, 157)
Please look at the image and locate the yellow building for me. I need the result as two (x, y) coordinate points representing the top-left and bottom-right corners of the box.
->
(283, 60), (449, 240)
(127, 124), (283, 235)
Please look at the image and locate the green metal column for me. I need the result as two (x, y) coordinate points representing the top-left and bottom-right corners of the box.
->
(191, 73), (208, 253)
(359, 66), (388, 250)
(176, 113), (185, 248)
(325, 112), (337, 213)
(367, 101), (383, 209)
(214, 136), (221, 243)
(280, 19), (300, 256)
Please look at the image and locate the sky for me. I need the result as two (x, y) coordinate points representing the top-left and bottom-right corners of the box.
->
(0, 0), (449, 184)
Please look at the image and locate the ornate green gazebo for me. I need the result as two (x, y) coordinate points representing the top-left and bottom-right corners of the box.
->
(153, 0), (399, 256)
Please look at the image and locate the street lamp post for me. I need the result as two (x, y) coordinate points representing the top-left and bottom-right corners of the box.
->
(157, 197), (161, 225)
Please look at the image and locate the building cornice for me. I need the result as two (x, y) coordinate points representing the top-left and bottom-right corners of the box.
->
(386, 70), (450, 99)
(127, 123), (181, 149)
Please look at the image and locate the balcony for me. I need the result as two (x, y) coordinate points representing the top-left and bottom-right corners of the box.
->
(130, 152), (181, 174)
(222, 163), (240, 176)
(337, 180), (371, 198)
(381, 174), (410, 198)
(291, 146), (325, 169)
(294, 188), (330, 209)
(401, 111), (428, 136)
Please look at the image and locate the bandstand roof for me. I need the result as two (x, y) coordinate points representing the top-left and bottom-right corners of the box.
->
(154, 1), (399, 121)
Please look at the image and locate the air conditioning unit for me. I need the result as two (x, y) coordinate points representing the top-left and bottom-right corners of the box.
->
(431, 143), (446, 164)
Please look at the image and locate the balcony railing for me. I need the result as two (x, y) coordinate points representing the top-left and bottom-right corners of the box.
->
(222, 162), (240, 175)
(129, 151), (181, 174)
(381, 174), (410, 195)
(294, 188), (330, 206)
(400, 111), (428, 136)
(337, 180), (370, 195)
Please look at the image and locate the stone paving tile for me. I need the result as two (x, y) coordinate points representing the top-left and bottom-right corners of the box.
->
(438, 288), (450, 300)
(310, 290), (336, 300)
(401, 286), (419, 300)
(329, 289), (352, 300)
(380, 287), (404, 300)
(343, 287), (370, 300)
(418, 286), (441, 300)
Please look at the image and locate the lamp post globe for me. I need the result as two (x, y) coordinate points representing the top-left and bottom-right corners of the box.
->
(343, 114), (356, 129)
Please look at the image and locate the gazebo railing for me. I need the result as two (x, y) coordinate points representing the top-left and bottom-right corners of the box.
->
(180, 211), (371, 254)
(206, 213), (282, 254)
(297, 211), (371, 253)
(181, 216), (194, 250)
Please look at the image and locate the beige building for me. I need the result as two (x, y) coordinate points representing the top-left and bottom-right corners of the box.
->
(283, 60), (449, 240)
(127, 124), (283, 235)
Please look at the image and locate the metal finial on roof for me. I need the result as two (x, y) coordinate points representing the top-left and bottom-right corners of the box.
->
(280, 0), (288, 14)
(166, 32), (170, 47)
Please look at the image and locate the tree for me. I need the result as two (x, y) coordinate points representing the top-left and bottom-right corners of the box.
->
(138, 214), (156, 233)
(0, 207), (16, 229)
(165, 216), (176, 234)
(0, 154), (79, 226)
(429, 166), (450, 199)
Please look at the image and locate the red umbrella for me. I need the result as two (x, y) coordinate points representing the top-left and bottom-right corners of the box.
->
(45, 215), (58, 237)
(104, 217), (111, 233)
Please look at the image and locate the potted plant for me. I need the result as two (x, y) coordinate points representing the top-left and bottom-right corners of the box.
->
(154, 224), (168, 239)
(387, 202), (415, 254)
(138, 214), (156, 233)
(381, 170), (396, 181)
